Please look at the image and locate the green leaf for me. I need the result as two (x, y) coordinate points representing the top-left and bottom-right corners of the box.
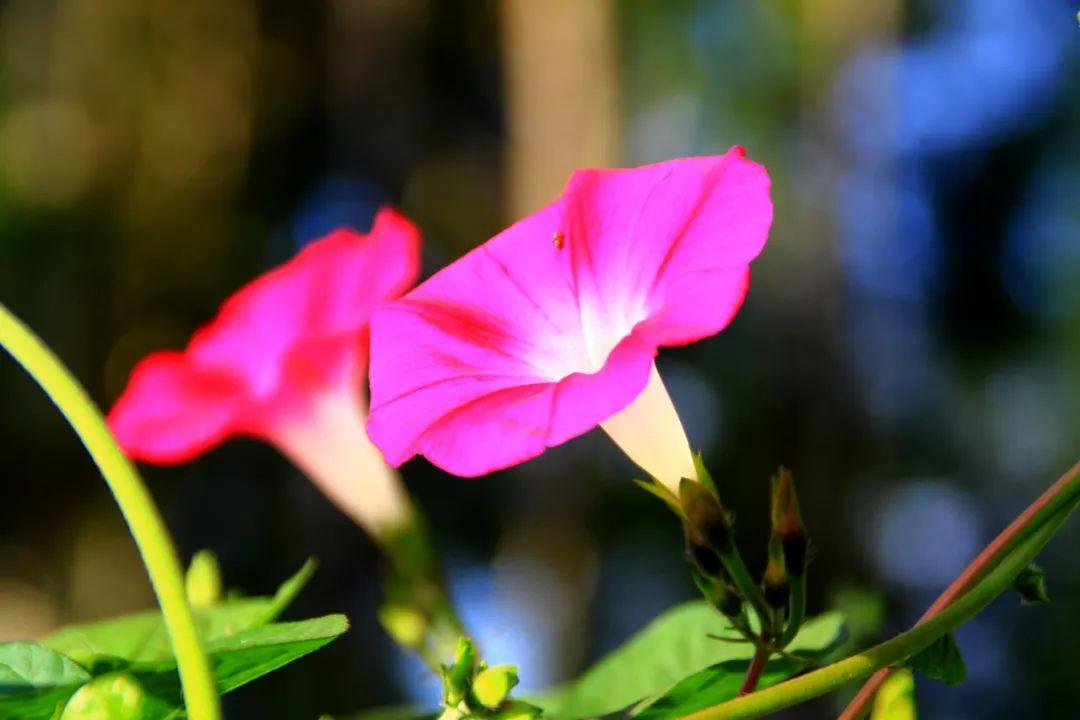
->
(130, 614), (350, 713)
(257, 558), (318, 625)
(828, 584), (886, 647)
(23, 563), (339, 720)
(202, 613), (349, 693)
(632, 657), (802, 720)
(44, 599), (265, 664)
(630, 614), (849, 720)
(0, 642), (91, 691)
(43, 559), (317, 663)
(1012, 563), (1050, 605)
(535, 603), (845, 720)
(5, 615), (348, 720)
(0, 642), (92, 720)
(870, 669), (917, 720)
(6, 562), (338, 720)
(907, 632), (966, 686)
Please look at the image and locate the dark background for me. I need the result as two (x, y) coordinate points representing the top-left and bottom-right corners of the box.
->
(2, 1), (1079, 717)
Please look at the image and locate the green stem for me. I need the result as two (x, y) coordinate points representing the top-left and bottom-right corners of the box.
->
(381, 516), (467, 670)
(677, 496), (1079, 720)
(840, 458), (1080, 719)
(0, 303), (220, 720)
(719, 547), (774, 638)
(779, 572), (805, 647)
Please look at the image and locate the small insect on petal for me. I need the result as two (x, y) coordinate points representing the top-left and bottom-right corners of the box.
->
(552, 231), (565, 250)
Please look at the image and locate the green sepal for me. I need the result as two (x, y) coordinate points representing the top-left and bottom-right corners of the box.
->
(633, 478), (685, 518)
(488, 699), (542, 720)
(678, 479), (733, 554)
(469, 665), (520, 710)
(905, 633), (966, 686)
(442, 637), (477, 704)
(691, 572), (742, 620)
(1012, 563), (1050, 605)
(692, 453), (718, 495)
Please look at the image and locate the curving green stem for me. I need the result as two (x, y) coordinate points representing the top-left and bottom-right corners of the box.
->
(840, 457), (1080, 718)
(677, 495), (1079, 720)
(0, 303), (221, 720)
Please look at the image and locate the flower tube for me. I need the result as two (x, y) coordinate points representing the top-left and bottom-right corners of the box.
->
(367, 148), (772, 490)
(109, 209), (420, 541)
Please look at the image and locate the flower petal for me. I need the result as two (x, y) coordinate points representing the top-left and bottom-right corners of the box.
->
(107, 352), (245, 463)
(367, 150), (771, 477)
(561, 148), (771, 348)
(110, 208), (420, 464)
(188, 208), (419, 399)
(369, 330), (655, 477)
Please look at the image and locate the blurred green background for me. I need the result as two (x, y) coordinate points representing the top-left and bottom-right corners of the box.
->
(2, 1), (1080, 717)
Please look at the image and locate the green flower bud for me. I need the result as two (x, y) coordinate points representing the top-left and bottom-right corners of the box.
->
(685, 533), (724, 578)
(692, 571), (743, 619)
(378, 604), (427, 648)
(184, 549), (222, 608)
(679, 478), (733, 554)
(442, 636), (477, 703)
(770, 468), (808, 575)
(61, 673), (143, 720)
(470, 664), (519, 709)
(761, 534), (789, 610)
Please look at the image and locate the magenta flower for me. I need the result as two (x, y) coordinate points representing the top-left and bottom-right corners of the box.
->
(366, 149), (772, 489)
(108, 209), (420, 536)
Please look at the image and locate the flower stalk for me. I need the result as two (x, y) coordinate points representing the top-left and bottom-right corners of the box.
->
(379, 517), (466, 670)
(770, 468), (808, 647)
(738, 645), (770, 697)
(0, 303), (220, 720)
(839, 457), (1080, 718)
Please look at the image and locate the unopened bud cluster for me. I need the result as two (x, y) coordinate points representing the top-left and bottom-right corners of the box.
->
(667, 459), (811, 651)
(438, 638), (541, 720)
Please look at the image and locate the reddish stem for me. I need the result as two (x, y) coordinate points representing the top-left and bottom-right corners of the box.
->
(739, 645), (770, 697)
(840, 458), (1080, 720)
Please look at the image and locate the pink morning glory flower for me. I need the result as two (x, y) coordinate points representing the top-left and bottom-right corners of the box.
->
(366, 148), (772, 490)
(108, 209), (420, 537)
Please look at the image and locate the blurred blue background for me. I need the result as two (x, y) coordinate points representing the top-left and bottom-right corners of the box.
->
(1, 1), (1079, 717)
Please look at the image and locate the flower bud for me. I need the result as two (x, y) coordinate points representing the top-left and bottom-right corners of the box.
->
(770, 468), (807, 575)
(470, 664), (520, 709)
(761, 535), (789, 610)
(679, 478), (734, 554)
(686, 533), (724, 578)
(184, 550), (222, 608)
(60, 673), (143, 720)
(442, 636), (477, 703)
(693, 571), (743, 619)
(378, 604), (427, 649)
